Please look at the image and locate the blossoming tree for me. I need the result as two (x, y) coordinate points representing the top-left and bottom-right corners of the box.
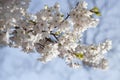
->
(0, 0), (112, 69)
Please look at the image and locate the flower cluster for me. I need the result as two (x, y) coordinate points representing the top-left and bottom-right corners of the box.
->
(69, 1), (99, 34)
(0, 0), (30, 47)
(0, 0), (112, 69)
(74, 40), (112, 69)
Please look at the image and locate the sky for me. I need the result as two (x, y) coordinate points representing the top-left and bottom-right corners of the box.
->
(0, 0), (120, 80)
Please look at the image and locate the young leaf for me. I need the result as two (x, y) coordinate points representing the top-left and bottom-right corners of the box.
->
(90, 7), (101, 16)
(74, 52), (84, 60)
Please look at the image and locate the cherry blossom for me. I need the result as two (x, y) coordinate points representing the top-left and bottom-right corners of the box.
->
(0, 0), (112, 69)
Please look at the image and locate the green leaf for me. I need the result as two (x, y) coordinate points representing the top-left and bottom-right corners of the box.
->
(55, 31), (61, 35)
(74, 52), (84, 60)
(94, 12), (101, 16)
(90, 7), (101, 16)
(90, 7), (99, 12)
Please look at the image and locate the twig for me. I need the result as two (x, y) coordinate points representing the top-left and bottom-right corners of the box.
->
(51, 2), (80, 41)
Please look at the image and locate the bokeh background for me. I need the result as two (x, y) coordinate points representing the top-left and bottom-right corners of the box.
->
(0, 0), (120, 80)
